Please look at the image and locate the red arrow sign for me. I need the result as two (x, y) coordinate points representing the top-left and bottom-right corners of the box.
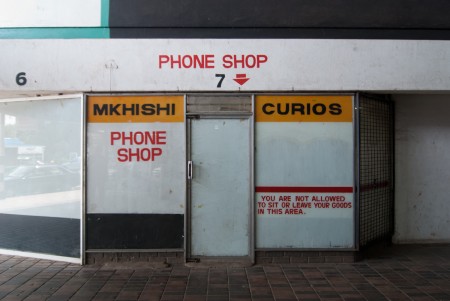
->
(233, 74), (250, 86)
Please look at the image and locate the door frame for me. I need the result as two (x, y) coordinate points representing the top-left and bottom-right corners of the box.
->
(185, 102), (254, 264)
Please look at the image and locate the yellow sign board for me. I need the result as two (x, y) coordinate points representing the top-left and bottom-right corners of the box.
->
(255, 95), (353, 122)
(87, 95), (184, 123)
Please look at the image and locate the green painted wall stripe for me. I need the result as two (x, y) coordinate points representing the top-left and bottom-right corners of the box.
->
(0, 28), (110, 39)
(101, 0), (110, 27)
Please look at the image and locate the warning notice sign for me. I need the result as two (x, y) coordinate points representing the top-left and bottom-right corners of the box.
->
(256, 186), (353, 217)
(255, 95), (355, 249)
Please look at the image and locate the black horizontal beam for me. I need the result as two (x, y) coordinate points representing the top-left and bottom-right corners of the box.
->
(110, 0), (450, 29)
(110, 27), (450, 40)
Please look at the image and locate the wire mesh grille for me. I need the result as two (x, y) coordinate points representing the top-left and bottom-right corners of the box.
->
(358, 93), (394, 247)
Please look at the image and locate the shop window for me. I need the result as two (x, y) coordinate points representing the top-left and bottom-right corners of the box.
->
(0, 95), (82, 261)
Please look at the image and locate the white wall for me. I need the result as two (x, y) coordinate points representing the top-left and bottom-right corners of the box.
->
(1, 39), (450, 95)
(0, 0), (102, 27)
(394, 94), (450, 243)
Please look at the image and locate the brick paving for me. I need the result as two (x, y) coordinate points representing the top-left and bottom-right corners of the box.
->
(0, 244), (448, 300)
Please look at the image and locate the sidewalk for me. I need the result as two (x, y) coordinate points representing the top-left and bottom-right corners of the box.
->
(0, 244), (449, 300)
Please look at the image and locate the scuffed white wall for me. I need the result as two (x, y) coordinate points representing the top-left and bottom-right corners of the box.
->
(394, 94), (450, 243)
(0, 0), (102, 27)
(1, 40), (450, 93)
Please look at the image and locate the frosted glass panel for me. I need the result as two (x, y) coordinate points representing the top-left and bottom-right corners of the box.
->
(255, 95), (355, 249)
(191, 118), (250, 256)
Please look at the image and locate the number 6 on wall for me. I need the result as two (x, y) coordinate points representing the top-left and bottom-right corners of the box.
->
(16, 72), (27, 86)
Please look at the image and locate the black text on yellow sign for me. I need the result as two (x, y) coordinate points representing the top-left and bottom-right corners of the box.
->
(255, 95), (353, 122)
(87, 95), (184, 123)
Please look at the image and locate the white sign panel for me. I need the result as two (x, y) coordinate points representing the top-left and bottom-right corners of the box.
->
(1, 39), (450, 94)
(255, 95), (355, 248)
(86, 95), (185, 214)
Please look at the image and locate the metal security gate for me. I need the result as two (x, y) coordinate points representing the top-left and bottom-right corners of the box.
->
(357, 93), (394, 248)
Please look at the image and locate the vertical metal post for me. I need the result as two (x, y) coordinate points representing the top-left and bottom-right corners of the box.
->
(250, 94), (255, 264)
(185, 98), (192, 261)
(81, 94), (87, 265)
(354, 93), (361, 250)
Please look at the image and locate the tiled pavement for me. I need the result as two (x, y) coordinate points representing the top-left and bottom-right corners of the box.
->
(0, 245), (449, 300)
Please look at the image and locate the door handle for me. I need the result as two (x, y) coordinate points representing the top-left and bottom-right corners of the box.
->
(187, 161), (193, 179)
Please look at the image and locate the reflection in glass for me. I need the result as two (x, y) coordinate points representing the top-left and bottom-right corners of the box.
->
(0, 98), (81, 258)
(5, 165), (79, 197)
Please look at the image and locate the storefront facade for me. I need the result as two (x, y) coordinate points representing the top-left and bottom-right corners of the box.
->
(1, 0), (450, 264)
(0, 90), (392, 264)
